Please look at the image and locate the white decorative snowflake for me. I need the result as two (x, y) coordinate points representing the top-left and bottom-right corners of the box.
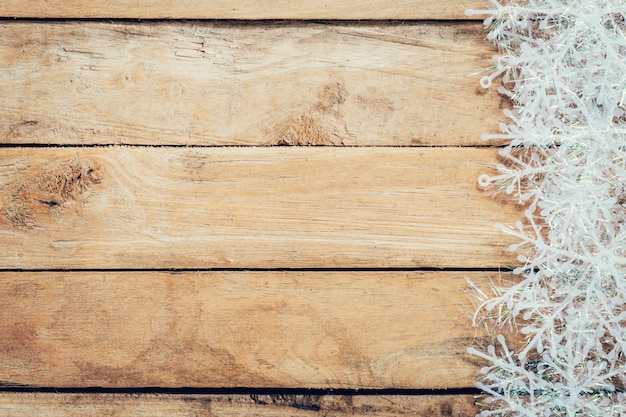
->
(467, 1), (626, 416)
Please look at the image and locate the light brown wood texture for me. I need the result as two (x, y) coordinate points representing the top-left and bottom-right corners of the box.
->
(0, 1), (487, 20)
(0, 393), (479, 417)
(0, 271), (504, 388)
(0, 8), (508, 414)
(0, 147), (521, 270)
(0, 21), (503, 146)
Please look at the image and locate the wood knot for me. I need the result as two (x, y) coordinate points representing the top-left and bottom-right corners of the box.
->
(272, 114), (347, 146)
(2, 158), (102, 228)
(267, 82), (352, 146)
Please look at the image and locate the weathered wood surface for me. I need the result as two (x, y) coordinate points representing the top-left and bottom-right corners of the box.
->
(0, 271), (504, 388)
(0, 147), (521, 270)
(0, 7), (506, 412)
(0, 22), (503, 146)
(0, 393), (479, 416)
(0, 1), (487, 20)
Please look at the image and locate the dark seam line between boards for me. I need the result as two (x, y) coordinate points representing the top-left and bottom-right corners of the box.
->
(0, 144), (504, 148)
(2, 385), (621, 396)
(0, 267), (513, 273)
(0, 18), (481, 24)
(0, 386), (482, 396)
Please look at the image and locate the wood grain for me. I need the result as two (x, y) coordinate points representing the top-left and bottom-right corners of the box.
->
(0, 21), (503, 146)
(0, 271), (506, 388)
(0, 393), (479, 416)
(0, 147), (522, 270)
(0, 1), (487, 20)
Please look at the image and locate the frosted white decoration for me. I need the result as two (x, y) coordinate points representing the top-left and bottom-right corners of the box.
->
(467, 1), (626, 416)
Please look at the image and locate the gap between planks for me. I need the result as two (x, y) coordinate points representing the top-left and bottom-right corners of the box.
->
(0, 270), (515, 389)
(0, 393), (480, 417)
(0, 0), (488, 20)
(0, 21), (504, 147)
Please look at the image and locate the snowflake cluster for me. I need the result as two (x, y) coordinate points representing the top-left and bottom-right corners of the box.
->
(467, 1), (626, 416)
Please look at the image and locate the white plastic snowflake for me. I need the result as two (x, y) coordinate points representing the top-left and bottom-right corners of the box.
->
(467, 1), (626, 416)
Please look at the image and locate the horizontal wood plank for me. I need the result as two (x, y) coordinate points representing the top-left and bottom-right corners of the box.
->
(0, 1), (486, 20)
(0, 147), (521, 269)
(0, 271), (504, 388)
(0, 22), (503, 146)
(0, 393), (479, 416)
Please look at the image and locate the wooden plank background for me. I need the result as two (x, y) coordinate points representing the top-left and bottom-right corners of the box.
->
(0, 1), (486, 20)
(0, 148), (519, 269)
(0, 271), (503, 388)
(0, 22), (505, 146)
(0, 1), (515, 416)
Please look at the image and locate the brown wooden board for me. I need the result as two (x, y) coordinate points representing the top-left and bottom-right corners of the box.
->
(0, 1), (488, 20)
(0, 393), (480, 417)
(0, 147), (522, 270)
(0, 9), (505, 414)
(0, 271), (510, 389)
(0, 22), (504, 146)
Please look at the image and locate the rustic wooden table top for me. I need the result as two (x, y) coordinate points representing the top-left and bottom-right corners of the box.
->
(0, 1), (517, 416)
